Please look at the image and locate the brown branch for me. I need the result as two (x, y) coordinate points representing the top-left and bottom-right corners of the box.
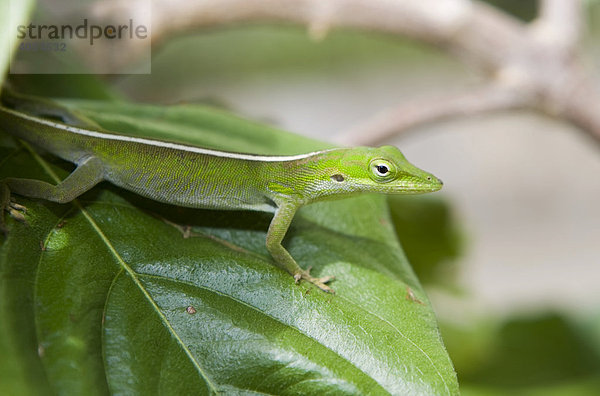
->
(337, 0), (600, 145)
(94, 0), (526, 72)
(87, 0), (600, 145)
(560, 80), (600, 143)
(534, 0), (583, 50)
(337, 85), (530, 145)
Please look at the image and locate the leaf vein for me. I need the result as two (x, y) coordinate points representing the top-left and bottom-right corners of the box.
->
(336, 294), (451, 395)
(26, 146), (221, 394)
(136, 272), (389, 394)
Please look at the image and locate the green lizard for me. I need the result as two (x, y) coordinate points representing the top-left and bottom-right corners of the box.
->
(0, 95), (443, 293)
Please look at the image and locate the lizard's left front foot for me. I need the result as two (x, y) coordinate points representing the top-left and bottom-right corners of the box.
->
(8, 201), (27, 223)
(1, 200), (28, 234)
(294, 267), (336, 294)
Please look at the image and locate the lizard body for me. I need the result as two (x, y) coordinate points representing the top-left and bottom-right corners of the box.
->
(0, 99), (442, 292)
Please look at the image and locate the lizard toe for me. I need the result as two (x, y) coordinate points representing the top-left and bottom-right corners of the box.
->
(8, 202), (28, 223)
(9, 201), (27, 212)
(299, 270), (336, 293)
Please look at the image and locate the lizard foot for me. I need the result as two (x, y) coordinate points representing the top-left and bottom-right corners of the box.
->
(8, 201), (27, 223)
(294, 266), (336, 294)
(1, 201), (28, 235)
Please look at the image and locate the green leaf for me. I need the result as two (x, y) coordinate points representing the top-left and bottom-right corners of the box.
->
(8, 74), (121, 101)
(452, 313), (600, 387)
(0, 3), (44, 395)
(0, 99), (458, 395)
(442, 313), (600, 395)
(388, 195), (463, 287)
(0, 140), (56, 396)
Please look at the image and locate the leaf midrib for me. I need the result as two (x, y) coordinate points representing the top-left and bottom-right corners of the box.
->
(27, 144), (220, 393)
(136, 272), (387, 394)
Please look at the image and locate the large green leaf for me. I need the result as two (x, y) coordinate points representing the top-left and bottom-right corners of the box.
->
(0, 3), (41, 395)
(0, 100), (458, 395)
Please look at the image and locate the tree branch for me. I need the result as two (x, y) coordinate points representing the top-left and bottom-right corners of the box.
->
(560, 81), (600, 143)
(534, 0), (583, 51)
(337, 85), (530, 145)
(87, 0), (600, 146)
(94, 0), (526, 72)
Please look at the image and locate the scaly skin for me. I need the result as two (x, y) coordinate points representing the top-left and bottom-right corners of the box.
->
(0, 101), (442, 292)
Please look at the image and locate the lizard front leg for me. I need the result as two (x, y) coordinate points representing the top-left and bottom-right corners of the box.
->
(266, 201), (335, 293)
(0, 156), (104, 234)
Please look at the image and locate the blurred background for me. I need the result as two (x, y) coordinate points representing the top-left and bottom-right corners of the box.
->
(5, 0), (600, 394)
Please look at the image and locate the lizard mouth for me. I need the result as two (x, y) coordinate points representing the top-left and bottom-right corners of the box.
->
(387, 177), (443, 194)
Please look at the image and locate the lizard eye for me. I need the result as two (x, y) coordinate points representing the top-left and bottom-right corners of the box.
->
(375, 165), (389, 175)
(369, 159), (396, 182)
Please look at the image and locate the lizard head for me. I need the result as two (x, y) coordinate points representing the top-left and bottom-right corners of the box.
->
(332, 146), (443, 194)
